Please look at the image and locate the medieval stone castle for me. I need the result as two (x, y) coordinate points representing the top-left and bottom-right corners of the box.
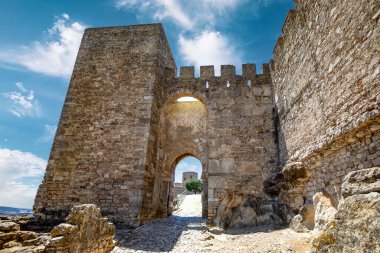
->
(33, 0), (379, 236)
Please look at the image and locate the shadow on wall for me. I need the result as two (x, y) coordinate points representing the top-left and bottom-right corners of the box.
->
(273, 106), (289, 166)
(114, 215), (204, 252)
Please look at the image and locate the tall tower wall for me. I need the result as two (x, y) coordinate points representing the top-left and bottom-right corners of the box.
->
(34, 24), (176, 226)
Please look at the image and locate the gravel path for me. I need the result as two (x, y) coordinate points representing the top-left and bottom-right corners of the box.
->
(112, 194), (313, 253)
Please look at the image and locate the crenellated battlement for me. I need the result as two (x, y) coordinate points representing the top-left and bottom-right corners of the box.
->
(163, 62), (273, 104)
(177, 63), (271, 79)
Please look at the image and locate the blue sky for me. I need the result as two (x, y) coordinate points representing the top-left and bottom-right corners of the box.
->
(0, 0), (293, 208)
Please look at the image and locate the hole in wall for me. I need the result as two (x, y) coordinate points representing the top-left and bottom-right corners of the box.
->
(226, 80), (230, 88)
(176, 96), (200, 102)
(205, 81), (209, 89)
(248, 79), (252, 89)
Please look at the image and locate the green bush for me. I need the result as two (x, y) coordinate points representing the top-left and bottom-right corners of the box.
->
(185, 179), (203, 194)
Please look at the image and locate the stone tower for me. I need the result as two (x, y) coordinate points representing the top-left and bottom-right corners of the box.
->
(183, 172), (198, 184)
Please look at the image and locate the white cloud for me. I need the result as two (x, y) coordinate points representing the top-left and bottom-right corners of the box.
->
(0, 148), (47, 208)
(178, 30), (242, 75)
(37, 124), (57, 143)
(0, 14), (86, 78)
(62, 13), (70, 20)
(2, 82), (42, 118)
(115, 0), (244, 30)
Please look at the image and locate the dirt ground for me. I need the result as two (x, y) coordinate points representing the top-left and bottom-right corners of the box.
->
(112, 195), (313, 253)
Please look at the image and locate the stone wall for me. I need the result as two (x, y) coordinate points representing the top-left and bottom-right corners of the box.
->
(271, 0), (380, 215)
(34, 24), (176, 227)
(271, 0), (380, 164)
(163, 65), (278, 220)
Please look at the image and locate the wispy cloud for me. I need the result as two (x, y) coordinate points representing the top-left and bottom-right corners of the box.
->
(37, 124), (57, 143)
(2, 82), (42, 118)
(0, 148), (47, 208)
(178, 30), (242, 75)
(115, 0), (244, 31)
(0, 13), (86, 78)
(115, 0), (246, 71)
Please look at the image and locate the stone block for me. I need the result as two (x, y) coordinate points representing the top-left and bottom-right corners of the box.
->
(242, 63), (256, 77)
(180, 66), (194, 79)
(220, 158), (235, 173)
(200, 65), (214, 78)
(341, 167), (380, 198)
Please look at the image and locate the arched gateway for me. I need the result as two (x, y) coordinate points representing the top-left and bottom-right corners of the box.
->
(34, 24), (279, 227)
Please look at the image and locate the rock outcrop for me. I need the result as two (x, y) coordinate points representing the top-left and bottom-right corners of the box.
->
(0, 204), (115, 253)
(264, 162), (308, 214)
(312, 167), (380, 252)
(213, 194), (291, 228)
(341, 167), (380, 197)
(312, 193), (337, 233)
(0, 216), (48, 251)
(46, 204), (115, 253)
(289, 214), (308, 233)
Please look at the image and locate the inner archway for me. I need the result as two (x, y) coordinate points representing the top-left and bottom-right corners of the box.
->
(172, 156), (203, 217)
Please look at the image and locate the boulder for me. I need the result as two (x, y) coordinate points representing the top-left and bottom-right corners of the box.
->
(282, 162), (306, 181)
(0, 232), (17, 249)
(0, 222), (20, 232)
(312, 192), (380, 252)
(289, 214), (309, 232)
(214, 194), (289, 229)
(313, 192), (337, 232)
(341, 167), (380, 198)
(2, 240), (21, 248)
(45, 204), (115, 253)
(312, 168), (380, 252)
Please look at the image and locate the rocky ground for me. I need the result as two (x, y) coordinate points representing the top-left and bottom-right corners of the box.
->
(112, 194), (313, 253)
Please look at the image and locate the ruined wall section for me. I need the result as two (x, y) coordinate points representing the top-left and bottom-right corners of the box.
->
(272, 0), (380, 164)
(302, 124), (380, 205)
(34, 24), (175, 227)
(271, 0), (380, 212)
(164, 64), (279, 219)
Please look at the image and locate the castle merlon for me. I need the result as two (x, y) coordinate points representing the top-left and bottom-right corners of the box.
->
(178, 63), (270, 79)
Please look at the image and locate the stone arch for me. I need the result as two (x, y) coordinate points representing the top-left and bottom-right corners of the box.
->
(162, 89), (208, 108)
(154, 93), (209, 218)
(167, 152), (208, 217)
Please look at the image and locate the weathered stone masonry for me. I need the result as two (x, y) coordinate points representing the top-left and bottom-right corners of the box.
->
(270, 0), (380, 216)
(34, 24), (278, 227)
(34, 0), (380, 229)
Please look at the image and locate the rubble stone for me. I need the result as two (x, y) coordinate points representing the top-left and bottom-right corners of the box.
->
(312, 168), (380, 252)
(289, 214), (308, 233)
(0, 222), (20, 232)
(46, 204), (115, 253)
(312, 193), (337, 232)
(341, 167), (380, 197)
